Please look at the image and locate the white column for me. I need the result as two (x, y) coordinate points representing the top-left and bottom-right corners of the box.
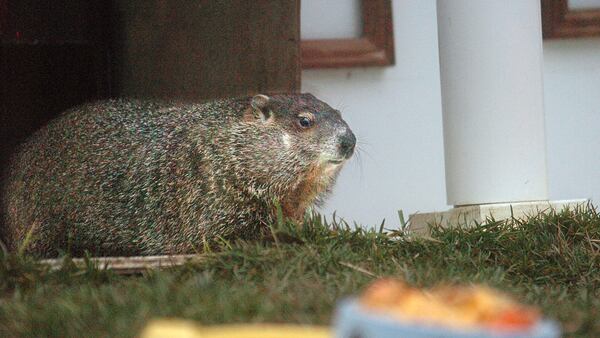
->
(437, 0), (548, 206)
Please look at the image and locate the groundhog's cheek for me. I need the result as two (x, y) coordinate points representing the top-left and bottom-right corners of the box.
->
(280, 132), (292, 149)
(318, 138), (341, 159)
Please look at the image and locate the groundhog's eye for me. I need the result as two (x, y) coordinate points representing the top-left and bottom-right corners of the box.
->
(299, 117), (312, 128)
(297, 113), (315, 129)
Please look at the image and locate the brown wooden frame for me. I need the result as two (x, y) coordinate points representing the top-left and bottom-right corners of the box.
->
(542, 0), (600, 38)
(301, 0), (394, 68)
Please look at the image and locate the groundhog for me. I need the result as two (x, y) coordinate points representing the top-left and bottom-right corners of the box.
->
(0, 94), (355, 257)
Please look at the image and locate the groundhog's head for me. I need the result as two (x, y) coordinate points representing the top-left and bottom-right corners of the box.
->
(243, 93), (355, 167)
(239, 93), (356, 219)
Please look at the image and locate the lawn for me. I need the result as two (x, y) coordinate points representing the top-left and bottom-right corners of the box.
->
(1, 205), (599, 337)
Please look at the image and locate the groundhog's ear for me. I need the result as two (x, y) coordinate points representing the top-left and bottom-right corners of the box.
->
(245, 94), (273, 123)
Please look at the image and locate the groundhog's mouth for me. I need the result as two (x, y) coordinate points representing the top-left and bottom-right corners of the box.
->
(327, 159), (344, 165)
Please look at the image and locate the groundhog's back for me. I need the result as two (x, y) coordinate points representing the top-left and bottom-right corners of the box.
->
(1, 99), (242, 256)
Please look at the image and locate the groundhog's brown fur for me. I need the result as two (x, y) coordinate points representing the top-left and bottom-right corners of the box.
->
(1, 94), (355, 257)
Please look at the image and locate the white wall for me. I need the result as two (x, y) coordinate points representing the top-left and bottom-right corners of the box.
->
(544, 38), (600, 203)
(302, 0), (600, 228)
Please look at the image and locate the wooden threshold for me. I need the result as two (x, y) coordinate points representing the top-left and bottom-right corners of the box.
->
(39, 254), (205, 275)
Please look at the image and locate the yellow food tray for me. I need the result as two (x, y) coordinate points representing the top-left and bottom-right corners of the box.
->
(140, 319), (331, 338)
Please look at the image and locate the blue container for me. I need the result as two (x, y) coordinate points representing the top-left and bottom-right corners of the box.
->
(333, 298), (560, 338)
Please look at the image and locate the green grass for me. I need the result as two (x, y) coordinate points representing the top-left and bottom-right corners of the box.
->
(1, 205), (599, 337)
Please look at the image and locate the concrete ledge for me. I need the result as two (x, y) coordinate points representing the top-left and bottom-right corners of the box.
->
(409, 199), (590, 235)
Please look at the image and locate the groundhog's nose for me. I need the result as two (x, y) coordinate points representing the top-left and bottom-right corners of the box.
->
(339, 130), (356, 159)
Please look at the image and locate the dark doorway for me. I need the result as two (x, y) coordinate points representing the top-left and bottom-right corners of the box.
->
(1, 0), (300, 172)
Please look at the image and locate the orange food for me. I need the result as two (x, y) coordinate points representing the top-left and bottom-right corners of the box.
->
(359, 279), (540, 330)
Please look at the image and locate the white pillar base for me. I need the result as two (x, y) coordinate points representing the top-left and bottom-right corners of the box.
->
(409, 199), (590, 235)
